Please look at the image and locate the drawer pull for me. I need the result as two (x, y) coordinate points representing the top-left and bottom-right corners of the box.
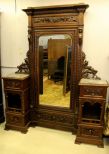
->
(88, 129), (94, 135)
(91, 93), (95, 96)
(13, 116), (19, 122)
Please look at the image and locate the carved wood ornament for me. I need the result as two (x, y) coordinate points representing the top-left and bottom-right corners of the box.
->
(16, 4), (100, 132)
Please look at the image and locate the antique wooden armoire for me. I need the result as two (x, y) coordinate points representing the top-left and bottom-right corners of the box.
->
(20, 3), (89, 132)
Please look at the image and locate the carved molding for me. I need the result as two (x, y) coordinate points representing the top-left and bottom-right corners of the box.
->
(81, 51), (101, 80)
(33, 16), (78, 24)
(78, 28), (83, 46)
(37, 111), (74, 124)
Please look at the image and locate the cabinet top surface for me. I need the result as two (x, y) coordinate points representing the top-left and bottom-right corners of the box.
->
(79, 78), (108, 86)
(3, 73), (29, 80)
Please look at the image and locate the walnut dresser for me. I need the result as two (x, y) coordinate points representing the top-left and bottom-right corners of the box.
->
(3, 73), (30, 133)
(75, 78), (108, 147)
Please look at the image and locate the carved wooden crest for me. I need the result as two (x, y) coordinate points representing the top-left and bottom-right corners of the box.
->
(81, 51), (100, 80)
(16, 50), (30, 74)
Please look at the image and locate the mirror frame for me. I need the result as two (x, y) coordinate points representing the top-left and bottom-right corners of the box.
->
(22, 4), (89, 132)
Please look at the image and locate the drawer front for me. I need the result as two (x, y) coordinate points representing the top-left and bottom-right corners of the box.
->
(6, 113), (25, 126)
(78, 125), (103, 138)
(4, 79), (22, 90)
(80, 86), (106, 98)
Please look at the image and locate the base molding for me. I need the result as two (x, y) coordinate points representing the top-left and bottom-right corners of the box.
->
(75, 136), (104, 148)
(5, 122), (30, 134)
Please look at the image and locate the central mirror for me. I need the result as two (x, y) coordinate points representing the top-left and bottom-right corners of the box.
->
(39, 34), (72, 108)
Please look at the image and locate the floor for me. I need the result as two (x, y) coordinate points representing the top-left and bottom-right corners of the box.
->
(0, 123), (109, 154)
(40, 77), (70, 107)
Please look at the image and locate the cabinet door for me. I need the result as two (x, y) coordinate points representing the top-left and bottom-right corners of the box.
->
(79, 98), (105, 124)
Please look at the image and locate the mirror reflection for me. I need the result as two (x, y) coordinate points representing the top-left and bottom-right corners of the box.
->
(39, 34), (72, 108)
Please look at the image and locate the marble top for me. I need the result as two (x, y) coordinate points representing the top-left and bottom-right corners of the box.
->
(79, 78), (108, 86)
(3, 73), (29, 80)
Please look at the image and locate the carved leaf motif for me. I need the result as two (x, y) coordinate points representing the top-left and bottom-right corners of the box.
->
(37, 112), (74, 124)
(34, 16), (77, 24)
(16, 50), (30, 74)
(81, 52), (101, 80)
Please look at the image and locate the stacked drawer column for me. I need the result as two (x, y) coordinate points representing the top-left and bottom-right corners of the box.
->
(75, 79), (108, 147)
(3, 73), (30, 133)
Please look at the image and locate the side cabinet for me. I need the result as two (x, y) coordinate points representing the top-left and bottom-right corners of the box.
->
(75, 78), (108, 147)
(3, 73), (30, 133)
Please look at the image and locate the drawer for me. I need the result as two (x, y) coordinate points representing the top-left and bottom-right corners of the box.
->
(80, 86), (106, 98)
(6, 112), (29, 126)
(78, 124), (103, 138)
(3, 78), (29, 90)
(4, 79), (22, 90)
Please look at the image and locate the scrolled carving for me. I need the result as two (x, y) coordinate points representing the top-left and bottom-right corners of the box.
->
(16, 50), (30, 74)
(81, 51), (101, 79)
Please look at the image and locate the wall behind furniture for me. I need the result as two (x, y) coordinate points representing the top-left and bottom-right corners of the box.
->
(0, 0), (109, 81)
